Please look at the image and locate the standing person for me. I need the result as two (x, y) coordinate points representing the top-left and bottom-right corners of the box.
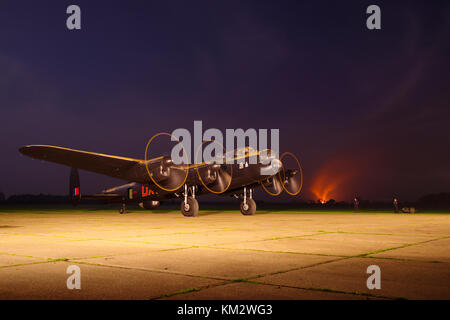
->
(393, 197), (399, 213)
(353, 195), (359, 213)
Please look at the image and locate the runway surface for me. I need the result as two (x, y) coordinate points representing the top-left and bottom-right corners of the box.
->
(0, 210), (449, 300)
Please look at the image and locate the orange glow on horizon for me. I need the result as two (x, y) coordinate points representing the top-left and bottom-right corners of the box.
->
(310, 154), (368, 202)
(311, 173), (347, 202)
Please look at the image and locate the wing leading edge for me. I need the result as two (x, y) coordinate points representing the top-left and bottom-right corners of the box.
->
(19, 145), (153, 183)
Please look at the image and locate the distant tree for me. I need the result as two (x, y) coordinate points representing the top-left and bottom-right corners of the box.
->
(0, 192), (4, 202)
(6, 194), (68, 204)
(419, 193), (450, 208)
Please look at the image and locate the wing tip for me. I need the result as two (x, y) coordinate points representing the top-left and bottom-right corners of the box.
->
(19, 145), (57, 153)
(18, 145), (32, 155)
(18, 145), (52, 157)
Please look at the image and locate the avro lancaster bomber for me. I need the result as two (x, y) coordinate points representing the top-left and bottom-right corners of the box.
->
(19, 143), (302, 216)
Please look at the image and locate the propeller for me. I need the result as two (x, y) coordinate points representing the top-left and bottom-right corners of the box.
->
(195, 140), (233, 194)
(281, 169), (301, 195)
(197, 164), (232, 194)
(144, 132), (189, 192)
(259, 149), (283, 196)
(196, 166), (218, 185)
(279, 152), (303, 196)
(149, 156), (188, 191)
(261, 174), (283, 196)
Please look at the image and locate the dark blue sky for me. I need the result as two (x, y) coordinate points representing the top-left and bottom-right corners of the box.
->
(1, 0), (449, 201)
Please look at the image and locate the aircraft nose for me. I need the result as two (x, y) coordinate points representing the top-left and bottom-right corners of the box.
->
(258, 157), (283, 176)
(272, 158), (283, 173)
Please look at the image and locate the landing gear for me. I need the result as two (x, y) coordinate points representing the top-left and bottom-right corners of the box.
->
(119, 203), (126, 214)
(240, 187), (256, 215)
(241, 198), (256, 215)
(181, 196), (199, 217)
(181, 184), (199, 217)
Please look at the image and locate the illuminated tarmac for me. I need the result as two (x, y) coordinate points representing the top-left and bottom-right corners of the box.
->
(0, 210), (449, 300)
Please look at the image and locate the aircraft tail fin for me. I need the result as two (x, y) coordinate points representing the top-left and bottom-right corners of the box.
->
(69, 167), (81, 206)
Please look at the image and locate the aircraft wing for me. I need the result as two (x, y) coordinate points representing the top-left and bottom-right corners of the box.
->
(19, 145), (157, 183)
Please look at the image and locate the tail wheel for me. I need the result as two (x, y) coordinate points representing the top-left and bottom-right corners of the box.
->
(240, 198), (256, 216)
(181, 196), (199, 217)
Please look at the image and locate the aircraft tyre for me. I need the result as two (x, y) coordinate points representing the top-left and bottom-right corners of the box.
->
(240, 198), (256, 215)
(181, 196), (199, 217)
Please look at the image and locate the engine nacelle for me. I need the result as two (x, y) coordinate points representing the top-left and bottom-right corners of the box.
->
(197, 166), (218, 185)
(150, 158), (173, 181)
(139, 200), (160, 210)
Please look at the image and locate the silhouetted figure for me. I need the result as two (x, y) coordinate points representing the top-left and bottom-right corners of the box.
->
(353, 196), (359, 212)
(393, 197), (399, 213)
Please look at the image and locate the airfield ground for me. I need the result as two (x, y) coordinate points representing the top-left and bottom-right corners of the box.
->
(0, 208), (449, 300)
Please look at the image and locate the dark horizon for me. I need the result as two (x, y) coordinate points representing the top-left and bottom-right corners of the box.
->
(1, 1), (449, 202)
(3, 191), (450, 208)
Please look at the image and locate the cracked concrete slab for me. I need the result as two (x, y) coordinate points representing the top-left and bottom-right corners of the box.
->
(0, 211), (448, 299)
(0, 254), (44, 267)
(0, 235), (188, 259)
(370, 237), (450, 263)
(214, 232), (439, 257)
(258, 257), (450, 300)
(161, 281), (379, 300)
(78, 247), (337, 280)
(0, 261), (221, 300)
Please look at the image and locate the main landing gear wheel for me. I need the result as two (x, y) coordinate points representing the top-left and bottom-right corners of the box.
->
(119, 203), (126, 214)
(240, 198), (256, 216)
(181, 196), (199, 217)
